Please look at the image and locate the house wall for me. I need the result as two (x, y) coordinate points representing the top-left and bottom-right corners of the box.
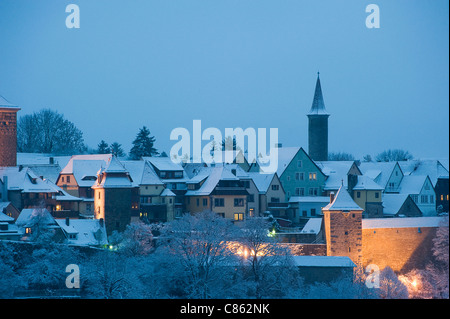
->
(280, 149), (326, 201)
(385, 163), (404, 192)
(94, 187), (132, 235)
(211, 195), (247, 220)
(57, 174), (80, 197)
(244, 179), (260, 217)
(362, 226), (437, 274)
(416, 178), (436, 216)
(353, 190), (382, 212)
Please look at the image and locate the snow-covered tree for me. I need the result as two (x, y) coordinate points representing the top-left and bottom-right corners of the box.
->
(237, 217), (297, 299)
(156, 211), (240, 298)
(377, 266), (409, 299)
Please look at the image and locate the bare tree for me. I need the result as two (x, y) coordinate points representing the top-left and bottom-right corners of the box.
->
(17, 109), (86, 155)
(376, 149), (413, 162)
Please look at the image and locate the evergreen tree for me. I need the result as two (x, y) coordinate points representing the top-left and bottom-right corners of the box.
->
(97, 140), (110, 154)
(129, 126), (158, 160)
(110, 142), (125, 157)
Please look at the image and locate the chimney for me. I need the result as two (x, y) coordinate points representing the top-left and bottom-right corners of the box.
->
(1, 176), (8, 201)
(347, 174), (358, 195)
(49, 157), (54, 164)
(65, 217), (70, 226)
(330, 191), (335, 203)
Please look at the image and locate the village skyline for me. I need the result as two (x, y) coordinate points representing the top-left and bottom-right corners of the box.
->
(0, 0), (448, 160)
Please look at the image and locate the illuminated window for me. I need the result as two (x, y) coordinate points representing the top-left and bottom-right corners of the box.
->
(25, 227), (32, 234)
(56, 205), (62, 211)
(234, 213), (244, 221)
(441, 195), (444, 201)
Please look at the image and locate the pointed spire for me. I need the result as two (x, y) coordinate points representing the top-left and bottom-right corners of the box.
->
(307, 73), (329, 116)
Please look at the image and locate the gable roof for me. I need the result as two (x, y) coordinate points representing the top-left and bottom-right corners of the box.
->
(60, 154), (112, 187)
(323, 184), (363, 211)
(399, 159), (449, 186)
(353, 175), (384, 191)
(359, 161), (401, 189)
(315, 161), (361, 190)
(55, 219), (108, 246)
(0, 166), (58, 194)
(122, 160), (164, 186)
(247, 172), (275, 193)
(399, 175), (431, 195)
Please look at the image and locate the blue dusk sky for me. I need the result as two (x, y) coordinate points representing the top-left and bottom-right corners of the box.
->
(0, 0), (448, 160)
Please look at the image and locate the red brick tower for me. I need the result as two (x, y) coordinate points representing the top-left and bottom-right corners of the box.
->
(0, 95), (20, 167)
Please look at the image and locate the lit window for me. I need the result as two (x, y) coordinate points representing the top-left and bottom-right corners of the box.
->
(234, 213), (244, 221)
(56, 205), (62, 211)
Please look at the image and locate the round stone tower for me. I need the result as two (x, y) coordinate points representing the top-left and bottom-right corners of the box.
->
(307, 73), (330, 162)
(0, 95), (20, 167)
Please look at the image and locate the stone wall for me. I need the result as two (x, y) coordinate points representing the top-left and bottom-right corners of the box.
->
(362, 226), (437, 274)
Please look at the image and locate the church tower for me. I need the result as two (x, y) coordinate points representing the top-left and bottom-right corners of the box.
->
(0, 95), (20, 167)
(307, 73), (330, 161)
(322, 183), (363, 265)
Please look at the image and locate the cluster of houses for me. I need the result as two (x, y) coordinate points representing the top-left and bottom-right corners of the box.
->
(1, 148), (448, 247)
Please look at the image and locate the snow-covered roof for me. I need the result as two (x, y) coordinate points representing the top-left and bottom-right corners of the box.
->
(292, 256), (355, 268)
(381, 193), (410, 216)
(15, 208), (56, 227)
(43, 179), (82, 201)
(315, 161), (359, 190)
(160, 188), (176, 197)
(362, 217), (444, 229)
(144, 157), (184, 171)
(247, 172), (275, 193)
(25, 164), (62, 184)
(0, 166), (58, 194)
(301, 218), (322, 234)
(0, 94), (19, 109)
(17, 153), (71, 170)
(353, 175), (384, 190)
(185, 166), (233, 196)
(359, 162), (399, 189)
(323, 185), (363, 212)
(55, 219), (108, 246)
(0, 208), (14, 223)
(289, 196), (330, 203)
(273, 147), (301, 177)
(60, 154), (112, 187)
(121, 160), (164, 186)
(399, 159), (449, 186)
(398, 175), (430, 195)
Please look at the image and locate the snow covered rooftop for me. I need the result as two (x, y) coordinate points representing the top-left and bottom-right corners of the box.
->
(381, 193), (410, 216)
(273, 147), (301, 177)
(399, 159), (449, 186)
(398, 175), (429, 195)
(247, 172), (275, 193)
(323, 185), (363, 212)
(359, 162), (399, 189)
(144, 157), (184, 172)
(315, 161), (360, 190)
(15, 208), (56, 227)
(301, 218), (322, 234)
(0, 208), (14, 223)
(0, 94), (19, 109)
(362, 216), (444, 229)
(292, 256), (355, 268)
(289, 196), (330, 203)
(0, 166), (58, 194)
(353, 175), (384, 190)
(55, 219), (108, 246)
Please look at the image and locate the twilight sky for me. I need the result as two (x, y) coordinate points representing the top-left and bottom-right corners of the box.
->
(0, 0), (448, 160)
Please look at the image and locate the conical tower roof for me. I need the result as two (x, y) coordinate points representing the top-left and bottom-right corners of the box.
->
(307, 73), (329, 116)
(0, 94), (20, 110)
(323, 183), (363, 211)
